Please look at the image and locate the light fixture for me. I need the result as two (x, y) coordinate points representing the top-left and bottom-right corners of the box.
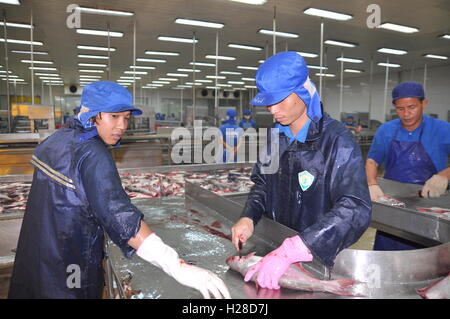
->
(206, 75), (226, 79)
(145, 50), (180, 56)
(303, 8), (353, 21)
(237, 65), (258, 70)
(217, 84), (232, 87)
(129, 65), (156, 70)
(324, 40), (357, 47)
(78, 54), (109, 60)
(344, 69), (364, 73)
(423, 54), (448, 60)
(152, 81), (171, 84)
(336, 57), (364, 63)
(124, 71), (148, 75)
(136, 58), (166, 63)
(228, 43), (263, 51)
(377, 62), (401, 68)
(78, 63), (107, 67)
(175, 18), (224, 29)
(258, 60), (265, 63)
(439, 34), (450, 40)
(242, 77), (256, 81)
(195, 79), (213, 83)
(315, 73), (335, 77)
(298, 52), (318, 58)
(176, 85), (192, 88)
(35, 73), (60, 76)
(258, 29), (299, 38)
(185, 82), (202, 86)
(76, 29), (123, 37)
(206, 86), (220, 90)
(244, 85), (257, 88)
(28, 67), (57, 71)
(0, 0), (21, 5)
(77, 45), (116, 52)
(205, 55), (236, 61)
(167, 73), (189, 77)
(0, 21), (32, 29)
(190, 62), (215, 67)
(157, 36), (198, 44)
(377, 47), (407, 55)
(159, 78), (178, 81)
(39, 76), (62, 80)
(75, 7), (134, 16)
(0, 38), (43, 45)
(228, 81), (245, 85)
(120, 76), (142, 80)
(177, 68), (201, 73)
(79, 69), (104, 73)
(220, 71), (242, 75)
(21, 60), (53, 64)
(79, 75), (102, 78)
(308, 65), (328, 70)
(12, 50), (48, 55)
(378, 22), (419, 34)
(229, 0), (267, 5)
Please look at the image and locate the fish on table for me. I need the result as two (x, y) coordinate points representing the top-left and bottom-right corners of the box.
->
(226, 252), (364, 297)
(416, 273), (450, 299)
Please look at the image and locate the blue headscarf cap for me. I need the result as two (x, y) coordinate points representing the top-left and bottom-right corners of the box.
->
(243, 110), (252, 115)
(250, 51), (322, 122)
(392, 81), (425, 103)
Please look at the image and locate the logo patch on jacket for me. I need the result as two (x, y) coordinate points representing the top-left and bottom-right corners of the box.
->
(298, 170), (314, 191)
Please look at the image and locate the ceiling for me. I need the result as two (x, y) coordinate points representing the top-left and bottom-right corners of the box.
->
(0, 0), (449, 92)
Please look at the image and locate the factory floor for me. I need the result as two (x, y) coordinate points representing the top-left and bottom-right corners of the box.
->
(0, 142), (377, 299)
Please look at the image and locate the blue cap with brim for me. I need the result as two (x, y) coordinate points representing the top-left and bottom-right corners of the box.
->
(392, 81), (425, 103)
(77, 81), (142, 129)
(226, 109), (237, 117)
(243, 110), (252, 115)
(250, 51), (322, 122)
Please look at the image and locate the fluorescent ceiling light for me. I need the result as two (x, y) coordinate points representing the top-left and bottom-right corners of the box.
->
(152, 81), (171, 84)
(136, 58), (166, 63)
(242, 77), (255, 81)
(298, 52), (318, 58)
(28, 67), (57, 71)
(0, 74), (17, 77)
(258, 60), (265, 63)
(77, 45), (116, 52)
(117, 79), (136, 83)
(377, 47), (407, 55)
(167, 73), (189, 77)
(217, 84), (232, 87)
(129, 65), (156, 70)
(344, 69), (364, 73)
(75, 7), (134, 17)
(76, 29), (123, 37)
(78, 63), (107, 67)
(258, 29), (299, 38)
(308, 65), (328, 70)
(175, 18), (224, 29)
(439, 34), (450, 40)
(315, 73), (335, 77)
(145, 50), (180, 56)
(378, 22), (419, 34)
(35, 73), (59, 76)
(12, 50), (48, 55)
(423, 54), (448, 60)
(78, 54), (109, 60)
(39, 76), (62, 80)
(229, 0), (267, 5)
(0, 38), (43, 45)
(145, 84), (164, 87)
(185, 82), (202, 86)
(195, 79), (213, 83)
(177, 68), (201, 73)
(0, 21), (32, 29)
(157, 36), (198, 44)
(177, 85), (192, 88)
(79, 69), (104, 73)
(2, 78), (24, 81)
(221, 71), (242, 75)
(79, 75), (102, 78)
(303, 8), (353, 21)
(237, 65), (258, 70)
(159, 78), (178, 81)
(206, 75), (226, 79)
(21, 60), (53, 64)
(244, 85), (257, 88)
(0, 0), (20, 5)
(205, 55), (236, 61)
(206, 86), (220, 90)
(336, 57), (364, 63)
(190, 62), (215, 67)
(228, 43), (263, 51)
(124, 71), (148, 75)
(324, 40), (357, 47)
(120, 76), (142, 80)
(228, 81), (245, 85)
(378, 62), (401, 68)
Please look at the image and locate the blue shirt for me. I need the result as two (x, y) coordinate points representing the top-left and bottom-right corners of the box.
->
(275, 119), (312, 144)
(368, 115), (450, 172)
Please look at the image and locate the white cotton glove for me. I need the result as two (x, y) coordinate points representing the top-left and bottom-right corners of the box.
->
(136, 233), (231, 299)
(421, 175), (449, 198)
(369, 184), (385, 201)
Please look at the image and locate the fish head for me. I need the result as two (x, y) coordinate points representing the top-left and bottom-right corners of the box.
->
(226, 252), (260, 273)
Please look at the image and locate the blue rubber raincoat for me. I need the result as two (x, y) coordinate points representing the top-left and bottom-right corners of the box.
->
(241, 113), (372, 266)
(8, 119), (143, 298)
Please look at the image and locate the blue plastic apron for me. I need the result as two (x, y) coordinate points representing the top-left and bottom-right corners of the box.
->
(374, 123), (437, 250)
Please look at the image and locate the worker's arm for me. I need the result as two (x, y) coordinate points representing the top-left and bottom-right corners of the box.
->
(127, 220), (153, 249)
(365, 158), (385, 200)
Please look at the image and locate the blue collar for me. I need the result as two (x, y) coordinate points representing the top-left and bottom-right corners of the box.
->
(276, 119), (311, 143)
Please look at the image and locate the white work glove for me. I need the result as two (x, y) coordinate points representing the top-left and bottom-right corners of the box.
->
(369, 184), (385, 201)
(136, 233), (231, 299)
(421, 174), (449, 198)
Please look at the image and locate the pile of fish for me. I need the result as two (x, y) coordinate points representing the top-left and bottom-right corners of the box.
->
(0, 167), (254, 214)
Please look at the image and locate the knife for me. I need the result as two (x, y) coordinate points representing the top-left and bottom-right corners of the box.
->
(238, 240), (243, 258)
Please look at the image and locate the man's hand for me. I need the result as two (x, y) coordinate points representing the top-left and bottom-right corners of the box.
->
(422, 174), (449, 198)
(369, 184), (385, 201)
(231, 217), (254, 251)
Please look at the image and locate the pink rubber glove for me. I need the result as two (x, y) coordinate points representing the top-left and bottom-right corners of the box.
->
(244, 235), (313, 289)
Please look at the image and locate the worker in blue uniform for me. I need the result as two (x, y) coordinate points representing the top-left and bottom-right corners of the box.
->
(8, 81), (230, 299)
(366, 81), (450, 251)
(239, 110), (257, 129)
(343, 114), (362, 134)
(230, 52), (371, 290)
(218, 109), (244, 163)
